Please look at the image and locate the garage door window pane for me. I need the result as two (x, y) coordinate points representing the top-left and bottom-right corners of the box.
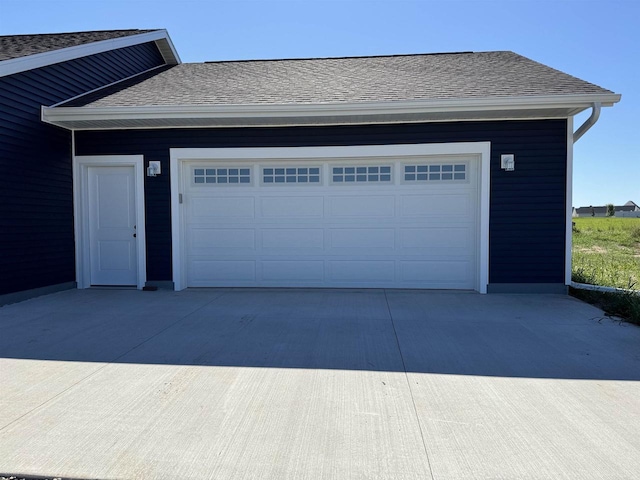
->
(332, 166), (392, 184)
(194, 167), (251, 185)
(263, 166), (322, 185)
(404, 164), (467, 182)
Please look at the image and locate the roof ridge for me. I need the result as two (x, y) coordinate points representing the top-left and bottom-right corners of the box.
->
(0, 29), (158, 39)
(203, 51), (483, 64)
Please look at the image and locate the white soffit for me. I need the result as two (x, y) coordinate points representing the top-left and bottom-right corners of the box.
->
(41, 93), (621, 130)
(0, 30), (180, 78)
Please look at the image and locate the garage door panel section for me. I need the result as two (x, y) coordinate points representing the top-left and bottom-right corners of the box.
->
(328, 195), (396, 218)
(400, 193), (472, 218)
(183, 157), (479, 289)
(399, 227), (473, 251)
(329, 260), (396, 283)
(262, 228), (325, 251)
(190, 196), (255, 219)
(262, 260), (325, 282)
(190, 228), (257, 252)
(328, 228), (396, 251)
(190, 260), (256, 285)
(260, 196), (324, 218)
(400, 260), (473, 287)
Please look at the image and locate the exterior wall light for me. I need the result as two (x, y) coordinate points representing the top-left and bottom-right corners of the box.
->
(147, 161), (161, 177)
(501, 154), (515, 171)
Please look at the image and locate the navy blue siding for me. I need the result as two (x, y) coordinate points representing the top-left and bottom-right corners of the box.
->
(0, 42), (166, 296)
(75, 120), (568, 285)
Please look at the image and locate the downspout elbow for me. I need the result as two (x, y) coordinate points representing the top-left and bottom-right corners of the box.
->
(573, 102), (601, 143)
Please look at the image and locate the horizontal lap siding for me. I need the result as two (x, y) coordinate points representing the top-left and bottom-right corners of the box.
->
(76, 120), (568, 285)
(0, 42), (165, 295)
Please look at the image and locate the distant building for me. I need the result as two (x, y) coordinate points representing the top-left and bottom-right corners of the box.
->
(572, 201), (639, 217)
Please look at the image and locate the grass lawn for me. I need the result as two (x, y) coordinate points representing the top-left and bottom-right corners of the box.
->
(572, 217), (640, 290)
(571, 217), (640, 325)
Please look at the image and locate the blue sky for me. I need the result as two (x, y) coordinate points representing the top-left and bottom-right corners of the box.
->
(2, 0), (637, 207)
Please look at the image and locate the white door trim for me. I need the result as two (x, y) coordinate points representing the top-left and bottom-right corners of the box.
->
(170, 142), (491, 293)
(73, 155), (147, 289)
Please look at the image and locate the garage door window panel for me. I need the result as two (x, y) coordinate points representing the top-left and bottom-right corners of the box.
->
(404, 163), (467, 182)
(193, 167), (251, 185)
(262, 166), (321, 185)
(332, 165), (392, 184)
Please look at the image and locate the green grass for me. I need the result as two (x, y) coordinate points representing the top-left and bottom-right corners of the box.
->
(572, 217), (640, 290)
(571, 217), (640, 325)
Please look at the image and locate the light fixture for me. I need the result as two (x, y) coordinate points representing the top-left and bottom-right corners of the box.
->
(147, 161), (161, 177)
(501, 154), (515, 171)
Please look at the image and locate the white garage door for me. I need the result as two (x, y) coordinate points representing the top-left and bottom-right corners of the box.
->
(182, 156), (478, 289)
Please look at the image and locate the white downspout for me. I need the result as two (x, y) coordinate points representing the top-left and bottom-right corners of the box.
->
(573, 102), (601, 143)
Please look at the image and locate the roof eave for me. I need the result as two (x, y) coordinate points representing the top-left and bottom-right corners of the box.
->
(42, 93), (621, 130)
(0, 29), (180, 78)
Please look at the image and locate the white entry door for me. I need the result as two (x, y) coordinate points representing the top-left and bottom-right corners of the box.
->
(87, 165), (138, 286)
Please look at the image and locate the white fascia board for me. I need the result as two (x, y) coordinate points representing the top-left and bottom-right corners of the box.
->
(154, 31), (181, 65)
(41, 93), (621, 128)
(0, 29), (180, 78)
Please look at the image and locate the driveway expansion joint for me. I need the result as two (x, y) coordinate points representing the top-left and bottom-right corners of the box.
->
(383, 289), (435, 480)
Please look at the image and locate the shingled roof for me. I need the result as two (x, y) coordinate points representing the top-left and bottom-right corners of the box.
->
(0, 30), (155, 62)
(64, 51), (614, 108)
(44, 50), (620, 129)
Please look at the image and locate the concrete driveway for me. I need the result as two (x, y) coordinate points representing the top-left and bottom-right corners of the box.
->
(1, 288), (639, 479)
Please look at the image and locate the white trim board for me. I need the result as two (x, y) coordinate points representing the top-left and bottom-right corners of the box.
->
(566, 116), (574, 285)
(170, 142), (491, 293)
(0, 30), (180, 78)
(73, 155), (147, 289)
(35, 114), (595, 132)
(42, 93), (620, 130)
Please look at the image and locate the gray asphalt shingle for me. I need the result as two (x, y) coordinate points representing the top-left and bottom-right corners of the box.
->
(0, 29), (156, 61)
(66, 51), (614, 108)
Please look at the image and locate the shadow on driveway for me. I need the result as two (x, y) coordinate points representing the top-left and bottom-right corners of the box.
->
(1, 288), (639, 381)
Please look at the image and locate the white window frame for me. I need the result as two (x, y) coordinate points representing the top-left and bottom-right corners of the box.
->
(170, 142), (491, 293)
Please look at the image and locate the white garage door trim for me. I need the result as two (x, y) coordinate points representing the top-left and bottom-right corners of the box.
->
(170, 142), (490, 293)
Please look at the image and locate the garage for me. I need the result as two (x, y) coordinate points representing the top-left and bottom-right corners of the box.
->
(170, 143), (490, 292)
